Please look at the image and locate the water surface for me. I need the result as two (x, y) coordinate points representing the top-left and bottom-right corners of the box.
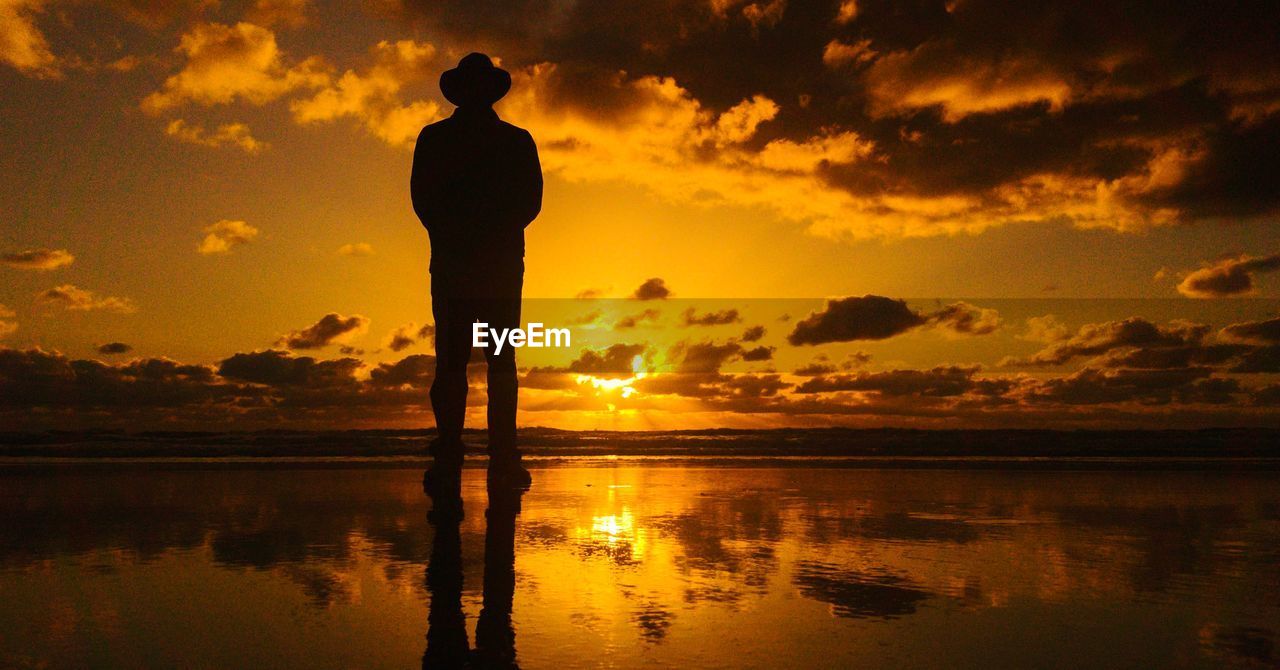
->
(1, 465), (1278, 668)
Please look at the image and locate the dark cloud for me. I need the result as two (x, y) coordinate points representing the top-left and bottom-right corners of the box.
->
(928, 301), (1001, 335)
(1004, 318), (1209, 367)
(1, 248), (74, 270)
(795, 366), (985, 397)
(631, 278), (671, 300)
(795, 352), (873, 375)
(794, 358), (837, 376)
(719, 373), (789, 398)
(384, 321), (434, 352)
(217, 350), (362, 387)
(367, 354), (435, 388)
(633, 371), (791, 400)
(614, 308), (661, 329)
(276, 313), (370, 350)
(844, 351), (873, 368)
(848, 2), (1280, 220)
(1027, 367), (1231, 406)
(0, 347), (224, 408)
(567, 343), (647, 374)
(1004, 315), (1280, 378)
(1221, 317), (1280, 344)
(681, 307), (742, 326)
(1178, 254), (1280, 298)
(96, 342), (132, 355)
(741, 325), (766, 342)
(672, 340), (745, 373)
(1253, 384), (1280, 406)
(1230, 345), (1280, 374)
(0, 346), (443, 428)
(789, 296), (1001, 345)
(2, 341), (1276, 429)
(741, 345), (775, 362)
(524, 344), (648, 390)
(1147, 118), (1280, 220)
(386, 331), (415, 352)
(1097, 343), (1249, 370)
(399, 0), (1280, 229)
(631, 372), (726, 398)
(788, 295), (926, 345)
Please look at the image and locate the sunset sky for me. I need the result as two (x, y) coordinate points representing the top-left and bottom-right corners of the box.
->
(3, 0), (1280, 430)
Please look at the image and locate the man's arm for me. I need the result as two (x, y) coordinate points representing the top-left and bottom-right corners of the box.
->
(409, 127), (439, 231)
(514, 130), (542, 228)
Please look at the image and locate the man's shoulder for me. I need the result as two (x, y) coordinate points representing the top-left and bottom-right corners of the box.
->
(419, 117), (456, 136)
(414, 118), (461, 154)
(416, 115), (533, 147)
(496, 120), (535, 144)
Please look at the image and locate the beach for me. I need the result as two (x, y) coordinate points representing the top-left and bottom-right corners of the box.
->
(3, 461), (1278, 668)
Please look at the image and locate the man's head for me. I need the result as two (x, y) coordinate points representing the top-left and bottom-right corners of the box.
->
(439, 53), (511, 109)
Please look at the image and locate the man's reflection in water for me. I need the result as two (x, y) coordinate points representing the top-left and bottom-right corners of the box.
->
(424, 490), (468, 668)
(476, 487), (521, 667)
(424, 479), (524, 669)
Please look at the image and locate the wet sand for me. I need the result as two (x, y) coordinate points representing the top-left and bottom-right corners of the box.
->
(2, 464), (1278, 668)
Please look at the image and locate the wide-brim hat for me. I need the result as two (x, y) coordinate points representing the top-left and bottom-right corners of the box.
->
(440, 53), (511, 107)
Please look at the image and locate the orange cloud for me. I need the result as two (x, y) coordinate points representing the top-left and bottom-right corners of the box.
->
(500, 65), (889, 235)
(865, 47), (1073, 122)
(165, 119), (267, 153)
(36, 285), (136, 313)
(822, 39), (876, 67)
(141, 21), (327, 113)
(498, 64), (1190, 238)
(198, 220), (260, 254)
(1, 247), (74, 270)
(0, 0), (59, 78)
(289, 39), (441, 147)
(835, 0), (858, 23)
(336, 242), (374, 256)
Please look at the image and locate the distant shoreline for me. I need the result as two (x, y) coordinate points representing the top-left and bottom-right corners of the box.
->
(1, 428), (1277, 465)
(3, 455), (1280, 472)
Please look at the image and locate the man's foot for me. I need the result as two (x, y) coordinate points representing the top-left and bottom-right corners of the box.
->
(424, 452), (464, 500)
(487, 458), (532, 491)
(424, 436), (466, 494)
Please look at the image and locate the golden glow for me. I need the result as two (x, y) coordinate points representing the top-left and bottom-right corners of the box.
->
(568, 354), (650, 400)
(3, 1), (1278, 432)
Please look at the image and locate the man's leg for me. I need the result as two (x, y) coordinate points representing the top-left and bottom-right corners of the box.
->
(428, 276), (473, 465)
(482, 276), (521, 460)
(481, 271), (529, 489)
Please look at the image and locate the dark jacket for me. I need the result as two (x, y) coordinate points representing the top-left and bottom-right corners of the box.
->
(410, 107), (542, 278)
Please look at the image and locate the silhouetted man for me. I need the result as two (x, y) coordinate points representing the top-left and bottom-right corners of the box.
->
(412, 53), (542, 492)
